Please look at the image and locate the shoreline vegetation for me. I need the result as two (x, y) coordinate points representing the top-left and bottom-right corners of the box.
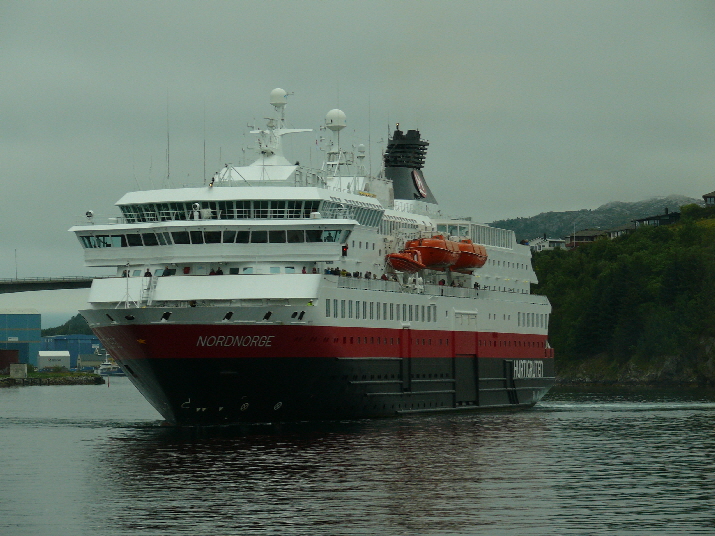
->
(535, 203), (715, 387)
(0, 372), (104, 388)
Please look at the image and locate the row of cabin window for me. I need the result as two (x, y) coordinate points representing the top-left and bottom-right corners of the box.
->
(518, 311), (548, 329)
(435, 223), (513, 249)
(333, 336), (452, 347)
(487, 258), (529, 270)
(326, 300), (438, 323)
(378, 217), (421, 235)
(478, 339), (545, 348)
(321, 201), (384, 228)
(120, 200), (321, 223)
(80, 229), (350, 248)
(123, 266), (301, 277)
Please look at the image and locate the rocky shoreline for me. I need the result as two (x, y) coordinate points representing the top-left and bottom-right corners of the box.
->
(555, 351), (715, 387)
(0, 375), (105, 387)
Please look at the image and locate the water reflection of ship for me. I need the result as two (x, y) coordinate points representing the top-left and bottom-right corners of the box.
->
(94, 415), (552, 534)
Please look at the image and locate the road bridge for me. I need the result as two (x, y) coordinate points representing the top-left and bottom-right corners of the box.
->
(0, 277), (98, 294)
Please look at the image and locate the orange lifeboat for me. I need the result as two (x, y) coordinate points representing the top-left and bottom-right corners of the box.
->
(385, 250), (425, 273)
(450, 239), (488, 273)
(403, 235), (460, 269)
(386, 235), (463, 273)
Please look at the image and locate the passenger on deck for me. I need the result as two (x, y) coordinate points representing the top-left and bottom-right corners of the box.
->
(163, 266), (171, 276)
(209, 269), (216, 275)
(381, 274), (388, 281)
(144, 269), (152, 277)
(216, 267), (223, 275)
(302, 267), (307, 274)
(312, 267), (318, 274)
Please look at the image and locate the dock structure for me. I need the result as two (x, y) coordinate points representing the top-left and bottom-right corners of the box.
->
(0, 277), (96, 294)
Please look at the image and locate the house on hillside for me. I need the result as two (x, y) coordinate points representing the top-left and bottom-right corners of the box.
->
(703, 191), (715, 206)
(528, 236), (566, 252)
(565, 229), (607, 249)
(605, 224), (634, 240)
(632, 208), (680, 228)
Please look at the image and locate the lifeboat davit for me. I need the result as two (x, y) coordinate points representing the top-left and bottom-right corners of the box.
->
(451, 239), (488, 273)
(385, 250), (425, 273)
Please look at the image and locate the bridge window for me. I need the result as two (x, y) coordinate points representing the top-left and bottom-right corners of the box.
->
(254, 201), (269, 218)
(323, 230), (340, 242)
(189, 231), (204, 244)
(287, 201), (302, 218)
(172, 231), (190, 244)
(270, 201), (286, 218)
(141, 233), (159, 246)
(126, 234), (143, 247)
(223, 230), (236, 243)
(269, 230), (286, 243)
(287, 230), (304, 243)
(251, 231), (267, 243)
(306, 230), (322, 242)
(233, 201), (249, 218)
(204, 231), (221, 244)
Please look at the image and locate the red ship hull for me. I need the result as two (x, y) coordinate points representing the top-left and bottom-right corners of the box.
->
(92, 321), (555, 425)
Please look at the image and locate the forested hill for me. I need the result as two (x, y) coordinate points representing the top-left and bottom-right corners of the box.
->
(42, 313), (93, 336)
(491, 194), (699, 242)
(532, 204), (715, 385)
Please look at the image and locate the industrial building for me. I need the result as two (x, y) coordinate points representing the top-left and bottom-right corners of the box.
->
(41, 334), (103, 369)
(37, 351), (71, 370)
(0, 309), (41, 367)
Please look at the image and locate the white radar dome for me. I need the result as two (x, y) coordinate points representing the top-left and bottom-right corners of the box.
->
(325, 109), (347, 132)
(357, 144), (366, 153)
(270, 88), (288, 108)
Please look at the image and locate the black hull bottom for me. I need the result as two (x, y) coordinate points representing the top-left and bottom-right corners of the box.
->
(120, 356), (555, 426)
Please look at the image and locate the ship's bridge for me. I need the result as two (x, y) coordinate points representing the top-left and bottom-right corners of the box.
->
(70, 219), (356, 268)
(111, 187), (385, 228)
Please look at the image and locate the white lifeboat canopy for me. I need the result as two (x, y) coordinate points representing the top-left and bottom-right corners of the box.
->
(325, 109), (347, 132)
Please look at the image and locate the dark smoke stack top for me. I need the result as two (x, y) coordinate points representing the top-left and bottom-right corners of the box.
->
(384, 127), (437, 204)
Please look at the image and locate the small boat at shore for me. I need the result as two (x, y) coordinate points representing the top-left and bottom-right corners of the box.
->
(95, 359), (125, 376)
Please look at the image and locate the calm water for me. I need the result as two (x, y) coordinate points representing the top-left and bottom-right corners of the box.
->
(1, 379), (714, 536)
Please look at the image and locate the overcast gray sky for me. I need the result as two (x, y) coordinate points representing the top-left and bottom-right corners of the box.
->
(3, 0), (715, 290)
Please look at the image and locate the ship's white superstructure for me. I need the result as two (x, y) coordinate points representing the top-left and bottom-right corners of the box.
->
(70, 89), (554, 425)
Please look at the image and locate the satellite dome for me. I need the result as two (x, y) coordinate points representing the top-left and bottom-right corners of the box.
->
(357, 144), (366, 153)
(270, 88), (288, 108)
(325, 109), (347, 132)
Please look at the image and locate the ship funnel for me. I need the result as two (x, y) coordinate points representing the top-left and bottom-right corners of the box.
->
(383, 127), (437, 204)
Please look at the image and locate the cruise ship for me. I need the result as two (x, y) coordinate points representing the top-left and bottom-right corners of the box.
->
(71, 89), (554, 425)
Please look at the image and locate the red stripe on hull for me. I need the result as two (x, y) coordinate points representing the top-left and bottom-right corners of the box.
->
(94, 323), (553, 362)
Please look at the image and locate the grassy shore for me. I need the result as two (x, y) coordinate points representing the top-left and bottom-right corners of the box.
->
(0, 371), (105, 387)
